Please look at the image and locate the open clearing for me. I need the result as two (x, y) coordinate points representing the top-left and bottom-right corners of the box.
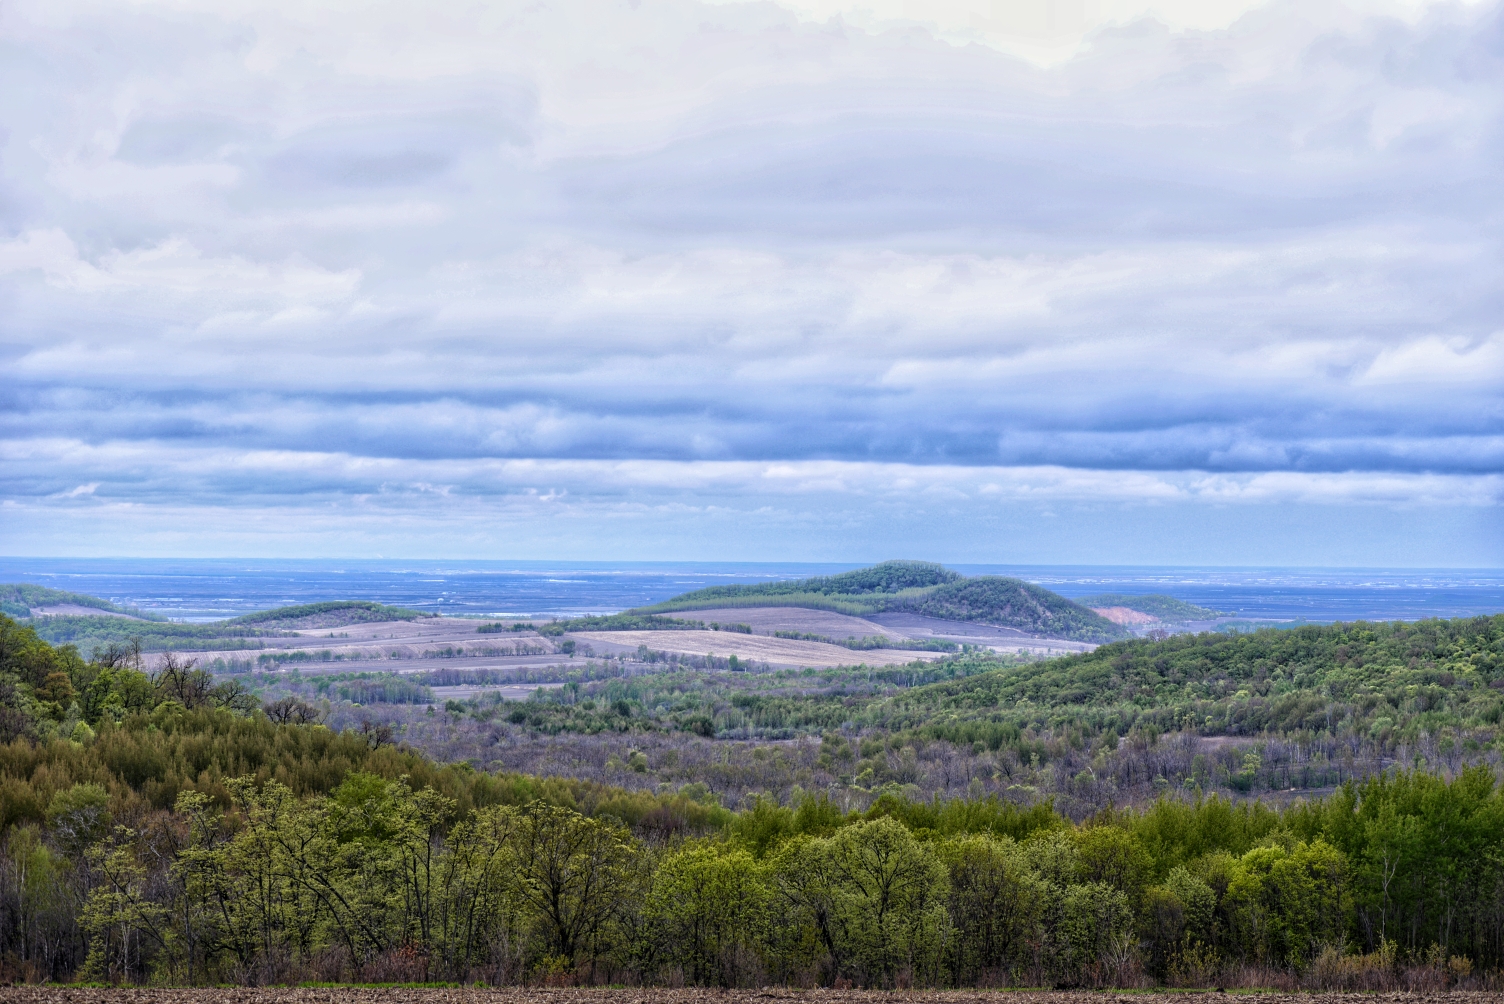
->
(169, 607), (1094, 680)
(148, 603), (1101, 689)
(678, 606), (900, 638)
(31, 603), (147, 618)
(2, 989), (1494, 1004)
(868, 612), (1097, 655)
(576, 629), (939, 667)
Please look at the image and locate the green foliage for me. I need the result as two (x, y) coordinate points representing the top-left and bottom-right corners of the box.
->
(645, 844), (769, 985)
(537, 613), (706, 637)
(640, 561), (960, 613)
(2, 690), (1504, 986)
(230, 600), (432, 627)
(906, 578), (1126, 642)
(29, 601), (430, 652)
(853, 615), (1504, 760)
(773, 630), (960, 652)
(467, 658), (1002, 742)
(29, 616), (288, 653)
(939, 833), (1043, 983)
(4, 612), (1504, 987)
(0, 583), (153, 620)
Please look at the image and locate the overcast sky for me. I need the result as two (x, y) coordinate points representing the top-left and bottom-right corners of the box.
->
(1, 0), (1501, 564)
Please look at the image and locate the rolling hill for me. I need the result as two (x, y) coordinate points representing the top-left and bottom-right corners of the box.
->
(634, 560), (1129, 643)
(0, 583), (155, 621)
(21, 596), (433, 652)
(229, 600), (433, 629)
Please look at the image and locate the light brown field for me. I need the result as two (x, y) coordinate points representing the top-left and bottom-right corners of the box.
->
(177, 616), (564, 671)
(575, 629), (939, 668)
(32, 603), (146, 618)
(672, 606), (901, 639)
(657, 607), (1099, 657)
(176, 603), (1097, 681)
(1092, 606), (1159, 626)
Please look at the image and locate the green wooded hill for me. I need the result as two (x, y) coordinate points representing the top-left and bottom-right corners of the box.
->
(457, 615), (1504, 767)
(878, 614), (1504, 750)
(636, 560), (1128, 643)
(22, 597), (433, 652)
(0, 583), (154, 621)
(229, 600), (432, 627)
(26, 616), (288, 653)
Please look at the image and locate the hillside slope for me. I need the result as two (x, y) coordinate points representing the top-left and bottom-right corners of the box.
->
(0, 583), (153, 621)
(230, 600), (432, 629)
(875, 614), (1504, 748)
(27, 598), (430, 652)
(906, 578), (1124, 643)
(637, 561), (1127, 642)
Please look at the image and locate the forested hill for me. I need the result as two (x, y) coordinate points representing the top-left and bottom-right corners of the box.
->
(22, 597), (433, 651)
(4, 610), (1504, 987)
(0, 583), (152, 621)
(637, 560), (1128, 642)
(639, 559), (958, 610)
(229, 599), (432, 628)
(904, 577), (1123, 641)
(881, 614), (1504, 749)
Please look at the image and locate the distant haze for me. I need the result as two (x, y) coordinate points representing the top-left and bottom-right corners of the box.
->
(1, 0), (1500, 564)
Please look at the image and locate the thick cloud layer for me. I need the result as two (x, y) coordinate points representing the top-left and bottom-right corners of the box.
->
(1, 0), (1501, 561)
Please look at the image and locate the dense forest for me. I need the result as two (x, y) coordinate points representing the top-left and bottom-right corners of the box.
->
(271, 615), (1504, 802)
(1, 613), (1503, 988)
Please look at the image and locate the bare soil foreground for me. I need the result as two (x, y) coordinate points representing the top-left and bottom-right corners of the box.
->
(5, 992), (1502, 1004)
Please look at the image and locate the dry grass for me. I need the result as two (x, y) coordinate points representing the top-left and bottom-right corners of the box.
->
(1091, 606), (1159, 627)
(579, 629), (940, 668)
(675, 607), (904, 639)
(30, 604), (149, 619)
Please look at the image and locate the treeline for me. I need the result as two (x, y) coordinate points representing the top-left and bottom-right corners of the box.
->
(229, 601), (432, 628)
(537, 614), (707, 636)
(429, 614), (1504, 755)
(5, 740), (1504, 988)
(468, 661), (999, 742)
(25, 601), (431, 653)
(29, 617), (285, 653)
(903, 578), (1124, 643)
(772, 631), (960, 653)
(639, 561), (960, 609)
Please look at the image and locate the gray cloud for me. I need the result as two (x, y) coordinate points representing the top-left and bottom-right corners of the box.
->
(0, 0), (1501, 559)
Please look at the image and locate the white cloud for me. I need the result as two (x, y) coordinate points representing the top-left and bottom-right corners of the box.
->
(0, 0), (1500, 560)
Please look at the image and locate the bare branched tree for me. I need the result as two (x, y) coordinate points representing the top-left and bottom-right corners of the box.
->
(264, 696), (325, 725)
(152, 652), (213, 708)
